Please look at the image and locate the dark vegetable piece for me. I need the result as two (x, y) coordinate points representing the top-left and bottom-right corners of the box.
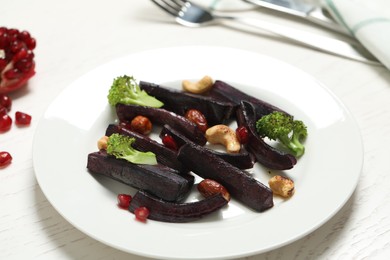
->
(87, 151), (193, 202)
(105, 124), (186, 172)
(115, 104), (207, 146)
(139, 81), (235, 125)
(236, 101), (297, 170)
(129, 190), (228, 223)
(208, 80), (288, 118)
(161, 124), (256, 169)
(177, 142), (274, 212)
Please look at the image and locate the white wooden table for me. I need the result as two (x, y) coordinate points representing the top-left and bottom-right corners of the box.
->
(1, 1), (390, 259)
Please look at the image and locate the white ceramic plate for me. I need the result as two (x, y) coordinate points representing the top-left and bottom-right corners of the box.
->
(33, 46), (363, 259)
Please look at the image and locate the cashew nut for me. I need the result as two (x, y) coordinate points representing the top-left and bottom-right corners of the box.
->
(205, 125), (240, 153)
(268, 175), (295, 198)
(182, 75), (213, 94)
(97, 136), (109, 150)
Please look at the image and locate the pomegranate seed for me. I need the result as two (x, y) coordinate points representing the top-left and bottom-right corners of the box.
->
(117, 194), (132, 209)
(10, 40), (24, 53)
(0, 94), (12, 111)
(18, 30), (31, 41)
(0, 107), (7, 116)
(4, 68), (22, 80)
(25, 38), (36, 50)
(134, 206), (150, 222)
(161, 134), (178, 150)
(0, 59), (7, 71)
(15, 59), (33, 72)
(0, 114), (12, 132)
(12, 48), (28, 62)
(0, 34), (10, 49)
(15, 111), (32, 126)
(0, 151), (12, 167)
(236, 126), (249, 144)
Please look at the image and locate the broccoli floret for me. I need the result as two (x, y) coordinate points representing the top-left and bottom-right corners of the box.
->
(107, 133), (158, 165)
(255, 111), (307, 157)
(107, 75), (163, 107)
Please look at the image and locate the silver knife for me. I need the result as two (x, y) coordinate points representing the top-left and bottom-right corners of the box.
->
(243, 0), (350, 35)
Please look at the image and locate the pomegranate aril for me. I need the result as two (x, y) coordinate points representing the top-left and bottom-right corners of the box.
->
(15, 59), (33, 72)
(0, 151), (12, 167)
(10, 40), (24, 53)
(0, 107), (7, 116)
(12, 48), (28, 62)
(134, 206), (150, 222)
(162, 134), (178, 150)
(4, 68), (22, 80)
(0, 59), (7, 71)
(0, 94), (12, 111)
(25, 38), (36, 50)
(0, 114), (12, 132)
(117, 194), (132, 209)
(0, 34), (10, 49)
(236, 126), (249, 144)
(15, 111), (32, 126)
(18, 30), (31, 41)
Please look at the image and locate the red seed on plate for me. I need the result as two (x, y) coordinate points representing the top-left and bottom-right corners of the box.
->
(236, 126), (249, 144)
(117, 194), (132, 209)
(134, 206), (150, 222)
(161, 134), (178, 151)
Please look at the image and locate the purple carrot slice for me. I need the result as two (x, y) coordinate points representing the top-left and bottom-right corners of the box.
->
(139, 81), (235, 125)
(177, 142), (274, 212)
(87, 151), (193, 202)
(115, 104), (207, 146)
(105, 124), (186, 172)
(129, 190), (228, 223)
(160, 124), (256, 169)
(236, 101), (297, 170)
(208, 80), (289, 117)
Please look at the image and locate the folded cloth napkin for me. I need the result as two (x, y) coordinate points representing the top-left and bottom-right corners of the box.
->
(322, 0), (390, 69)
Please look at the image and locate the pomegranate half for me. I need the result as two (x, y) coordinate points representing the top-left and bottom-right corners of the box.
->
(0, 27), (36, 94)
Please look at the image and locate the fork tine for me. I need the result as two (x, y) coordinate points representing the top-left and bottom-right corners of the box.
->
(151, 0), (180, 16)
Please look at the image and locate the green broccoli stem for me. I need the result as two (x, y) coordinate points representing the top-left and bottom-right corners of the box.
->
(278, 135), (305, 157)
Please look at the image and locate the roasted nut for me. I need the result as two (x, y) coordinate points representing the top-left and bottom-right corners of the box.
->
(97, 136), (109, 150)
(268, 175), (295, 198)
(197, 179), (231, 202)
(130, 115), (152, 135)
(182, 75), (213, 94)
(205, 124), (240, 153)
(185, 109), (208, 133)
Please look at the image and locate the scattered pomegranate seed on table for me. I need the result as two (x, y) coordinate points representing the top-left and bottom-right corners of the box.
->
(15, 111), (31, 126)
(0, 112), (12, 132)
(0, 151), (12, 167)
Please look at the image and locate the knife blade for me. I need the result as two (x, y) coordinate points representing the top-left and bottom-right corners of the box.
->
(243, 0), (350, 35)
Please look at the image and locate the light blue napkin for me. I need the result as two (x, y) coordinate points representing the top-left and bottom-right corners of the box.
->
(322, 0), (390, 69)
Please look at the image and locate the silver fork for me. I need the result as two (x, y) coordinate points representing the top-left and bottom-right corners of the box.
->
(150, 0), (380, 65)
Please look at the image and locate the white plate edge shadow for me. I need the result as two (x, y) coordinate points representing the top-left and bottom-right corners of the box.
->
(32, 46), (363, 260)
